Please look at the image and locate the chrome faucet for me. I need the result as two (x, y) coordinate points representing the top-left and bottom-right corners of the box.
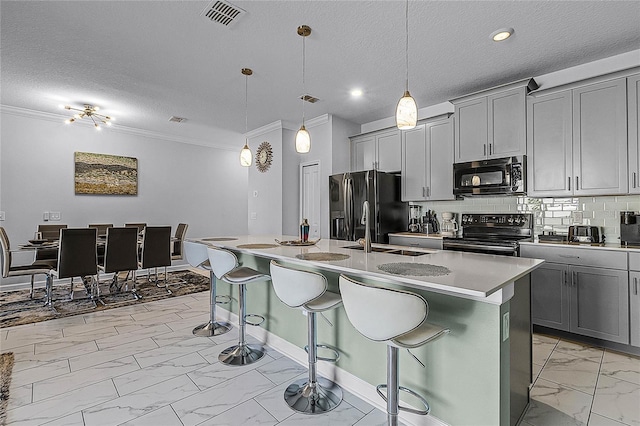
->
(361, 200), (371, 253)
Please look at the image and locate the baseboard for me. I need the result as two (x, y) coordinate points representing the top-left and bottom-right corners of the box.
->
(217, 306), (448, 426)
(0, 265), (190, 293)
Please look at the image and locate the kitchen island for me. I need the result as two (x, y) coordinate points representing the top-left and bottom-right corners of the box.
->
(192, 236), (543, 426)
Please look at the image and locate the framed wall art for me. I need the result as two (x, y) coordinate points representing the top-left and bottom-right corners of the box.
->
(74, 151), (138, 195)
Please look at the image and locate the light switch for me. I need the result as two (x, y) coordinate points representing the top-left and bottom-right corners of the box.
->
(43, 212), (50, 221)
(50, 212), (61, 221)
(0, 211), (5, 221)
(250, 212), (257, 220)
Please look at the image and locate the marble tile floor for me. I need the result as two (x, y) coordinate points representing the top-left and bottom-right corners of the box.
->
(1, 289), (638, 426)
(523, 334), (640, 426)
(1, 291), (397, 426)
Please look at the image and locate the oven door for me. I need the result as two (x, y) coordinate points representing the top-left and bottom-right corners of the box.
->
(453, 156), (525, 196)
(443, 240), (519, 256)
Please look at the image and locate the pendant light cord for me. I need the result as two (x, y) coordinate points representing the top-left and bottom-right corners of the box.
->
(245, 73), (248, 136)
(302, 34), (306, 124)
(405, 0), (409, 92)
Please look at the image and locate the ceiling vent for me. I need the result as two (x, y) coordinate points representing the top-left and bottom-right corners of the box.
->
(300, 94), (320, 104)
(168, 116), (187, 123)
(201, 1), (246, 27)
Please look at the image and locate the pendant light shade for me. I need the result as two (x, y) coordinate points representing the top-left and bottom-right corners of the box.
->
(295, 124), (311, 153)
(396, 90), (418, 129)
(296, 25), (312, 153)
(239, 68), (253, 167)
(240, 142), (252, 166)
(396, 0), (417, 130)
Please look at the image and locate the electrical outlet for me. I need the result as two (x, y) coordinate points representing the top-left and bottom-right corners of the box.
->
(250, 212), (257, 220)
(571, 211), (584, 224)
(503, 312), (510, 341)
(49, 212), (61, 221)
(0, 211), (5, 221)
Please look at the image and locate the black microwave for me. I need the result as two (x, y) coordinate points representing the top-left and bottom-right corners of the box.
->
(453, 156), (526, 196)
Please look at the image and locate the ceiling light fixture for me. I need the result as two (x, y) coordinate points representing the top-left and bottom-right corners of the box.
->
(350, 89), (363, 97)
(62, 104), (113, 130)
(295, 25), (312, 154)
(491, 28), (514, 42)
(240, 68), (253, 167)
(395, 0), (417, 130)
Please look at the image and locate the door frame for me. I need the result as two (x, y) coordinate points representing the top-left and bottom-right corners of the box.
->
(299, 160), (321, 236)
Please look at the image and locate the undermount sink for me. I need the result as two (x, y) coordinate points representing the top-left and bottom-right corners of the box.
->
(343, 245), (430, 256)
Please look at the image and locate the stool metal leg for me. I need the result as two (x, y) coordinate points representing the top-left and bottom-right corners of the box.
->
(193, 272), (232, 336)
(219, 283), (265, 366)
(387, 345), (399, 426)
(283, 311), (343, 414)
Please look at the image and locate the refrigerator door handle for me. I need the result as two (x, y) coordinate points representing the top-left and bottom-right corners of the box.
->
(343, 175), (350, 240)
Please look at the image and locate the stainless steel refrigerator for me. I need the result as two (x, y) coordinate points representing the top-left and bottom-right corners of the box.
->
(329, 170), (408, 243)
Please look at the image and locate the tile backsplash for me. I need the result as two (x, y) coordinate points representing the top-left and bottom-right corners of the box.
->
(415, 195), (640, 243)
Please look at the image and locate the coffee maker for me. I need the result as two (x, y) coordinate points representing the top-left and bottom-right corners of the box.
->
(409, 205), (422, 233)
(621, 211), (640, 246)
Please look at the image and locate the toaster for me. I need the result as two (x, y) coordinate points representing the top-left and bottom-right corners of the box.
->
(568, 225), (604, 244)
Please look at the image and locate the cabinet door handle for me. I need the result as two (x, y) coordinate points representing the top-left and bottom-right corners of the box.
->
(422, 187), (426, 197)
(633, 172), (637, 189)
(576, 176), (579, 190)
(573, 271), (577, 286)
(568, 177), (571, 191)
(634, 277), (638, 295)
(426, 187), (430, 197)
(559, 254), (580, 259)
(483, 144), (487, 156)
(489, 143), (493, 156)
(563, 270), (568, 285)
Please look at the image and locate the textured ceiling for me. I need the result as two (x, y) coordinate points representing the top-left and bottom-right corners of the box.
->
(1, 1), (639, 146)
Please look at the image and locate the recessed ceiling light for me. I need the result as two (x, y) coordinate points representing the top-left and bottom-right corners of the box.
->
(490, 28), (514, 42)
(350, 89), (363, 97)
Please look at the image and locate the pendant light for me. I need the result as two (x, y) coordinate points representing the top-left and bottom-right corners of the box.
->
(395, 0), (417, 130)
(239, 68), (253, 167)
(295, 25), (311, 153)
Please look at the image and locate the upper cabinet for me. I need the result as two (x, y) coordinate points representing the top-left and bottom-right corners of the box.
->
(451, 78), (537, 163)
(629, 74), (640, 194)
(401, 115), (454, 201)
(527, 72), (634, 197)
(350, 129), (401, 172)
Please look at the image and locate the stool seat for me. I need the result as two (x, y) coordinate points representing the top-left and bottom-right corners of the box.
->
(223, 267), (269, 284)
(391, 322), (449, 349)
(304, 291), (342, 312)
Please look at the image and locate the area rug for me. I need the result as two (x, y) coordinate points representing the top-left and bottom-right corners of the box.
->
(0, 352), (14, 426)
(0, 271), (209, 328)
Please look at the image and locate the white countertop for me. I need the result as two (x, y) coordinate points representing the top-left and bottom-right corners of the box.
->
(191, 235), (544, 304)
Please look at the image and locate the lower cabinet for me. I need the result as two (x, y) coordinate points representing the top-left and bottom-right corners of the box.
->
(522, 244), (631, 345)
(631, 271), (640, 347)
(388, 234), (443, 250)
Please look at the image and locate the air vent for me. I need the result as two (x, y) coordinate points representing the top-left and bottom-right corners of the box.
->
(168, 116), (187, 123)
(201, 0), (246, 27)
(300, 94), (320, 104)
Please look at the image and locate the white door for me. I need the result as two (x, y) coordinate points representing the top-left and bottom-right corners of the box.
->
(301, 162), (321, 239)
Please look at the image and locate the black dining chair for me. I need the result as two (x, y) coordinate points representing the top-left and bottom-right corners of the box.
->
(139, 226), (172, 293)
(99, 227), (140, 300)
(46, 228), (99, 311)
(171, 223), (189, 261)
(35, 224), (67, 263)
(124, 223), (146, 233)
(88, 223), (113, 238)
(0, 227), (56, 299)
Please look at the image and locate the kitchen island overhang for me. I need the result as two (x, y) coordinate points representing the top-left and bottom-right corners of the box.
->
(191, 236), (543, 426)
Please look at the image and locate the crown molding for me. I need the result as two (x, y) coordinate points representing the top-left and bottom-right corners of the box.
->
(245, 120), (283, 139)
(0, 104), (239, 152)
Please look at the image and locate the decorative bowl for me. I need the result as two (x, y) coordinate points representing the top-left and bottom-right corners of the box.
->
(275, 238), (321, 246)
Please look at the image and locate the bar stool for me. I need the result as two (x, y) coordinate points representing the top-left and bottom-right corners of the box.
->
(184, 241), (231, 337)
(207, 246), (270, 366)
(270, 260), (343, 414)
(339, 275), (449, 426)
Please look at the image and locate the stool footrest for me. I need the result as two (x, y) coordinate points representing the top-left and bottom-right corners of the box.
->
(376, 384), (430, 416)
(244, 313), (265, 326)
(215, 295), (232, 305)
(305, 344), (341, 363)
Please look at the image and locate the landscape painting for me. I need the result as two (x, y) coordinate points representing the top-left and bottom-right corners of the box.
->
(74, 152), (138, 195)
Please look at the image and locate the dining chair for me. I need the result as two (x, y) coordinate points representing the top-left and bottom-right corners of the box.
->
(171, 223), (189, 261)
(98, 227), (140, 300)
(35, 224), (67, 262)
(88, 223), (113, 237)
(139, 226), (172, 293)
(124, 223), (146, 233)
(46, 228), (99, 311)
(0, 227), (56, 299)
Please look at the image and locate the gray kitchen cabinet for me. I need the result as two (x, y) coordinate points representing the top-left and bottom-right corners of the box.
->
(529, 262), (570, 331)
(629, 74), (640, 194)
(452, 79), (535, 163)
(401, 115), (454, 201)
(521, 244), (629, 344)
(350, 129), (401, 172)
(527, 73), (631, 197)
